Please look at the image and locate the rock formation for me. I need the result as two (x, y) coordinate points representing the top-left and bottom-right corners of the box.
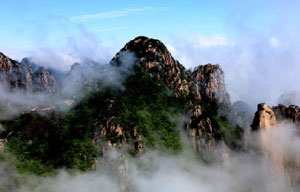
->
(252, 103), (300, 130)
(192, 64), (230, 104)
(251, 103), (277, 130)
(0, 53), (56, 93)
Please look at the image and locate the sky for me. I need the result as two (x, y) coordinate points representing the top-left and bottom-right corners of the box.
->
(0, 0), (279, 52)
(1, 0), (300, 107)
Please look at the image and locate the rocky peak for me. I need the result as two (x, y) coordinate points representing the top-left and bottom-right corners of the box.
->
(251, 103), (277, 130)
(111, 36), (187, 98)
(192, 64), (230, 104)
(251, 103), (300, 131)
(0, 52), (20, 70)
(0, 52), (56, 93)
(119, 36), (179, 68)
(0, 52), (29, 89)
(111, 36), (230, 104)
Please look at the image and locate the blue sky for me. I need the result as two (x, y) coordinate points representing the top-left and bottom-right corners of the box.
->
(0, 0), (282, 52)
(1, 0), (300, 106)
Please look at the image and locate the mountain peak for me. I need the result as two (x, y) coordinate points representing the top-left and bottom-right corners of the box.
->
(121, 36), (170, 57)
(111, 36), (230, 104)
(121, 36), (176, 66)
(0, 52), (56, 93)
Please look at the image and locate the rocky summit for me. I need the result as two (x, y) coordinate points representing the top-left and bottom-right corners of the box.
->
(0, 53), (56, 93)
(111, 36), (229, 104)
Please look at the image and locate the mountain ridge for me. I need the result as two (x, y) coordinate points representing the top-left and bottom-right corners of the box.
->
(0, 36), (243, 175)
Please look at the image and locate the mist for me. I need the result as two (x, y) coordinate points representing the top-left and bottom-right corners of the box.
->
(2, 124), (300, 192)
(166, 1), (300, 108)
(0, 50), (136, 118)
(0, 1), (300, 191)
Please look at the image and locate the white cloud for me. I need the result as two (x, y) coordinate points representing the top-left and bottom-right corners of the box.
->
(69, 7), (155, 23)
(0, 46), (27, 62)
(269, 37), (280, 48)
(166, 34), (232, 69)
(167, 32), (300, 107)
(92, 26), (124, 32)
(192, 34), (231, 48)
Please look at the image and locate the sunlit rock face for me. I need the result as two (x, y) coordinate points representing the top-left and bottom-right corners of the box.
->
(251, 103), (277, 131)
(251, 103), (300, 188)
(0, 52), (56, 93)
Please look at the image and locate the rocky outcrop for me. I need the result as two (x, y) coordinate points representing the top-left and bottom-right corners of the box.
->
(192, 64), (230, 104)
(0, 52), (30, 90)
(251, 103), (300, 130)
(251, 103), (277, 130)
(273, 104), (300, 124)
(0, 53), (56, 93)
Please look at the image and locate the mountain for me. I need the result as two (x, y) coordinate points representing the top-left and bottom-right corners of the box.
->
(111, 36), (230, 104)
(0, 36), (242, 175)
(111, 36), (234, 152)
(0, 52), (56, 93)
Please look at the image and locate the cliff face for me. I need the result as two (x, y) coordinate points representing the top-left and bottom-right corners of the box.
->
(0, 53), (56, 93)
(192, 64), (230, 104)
